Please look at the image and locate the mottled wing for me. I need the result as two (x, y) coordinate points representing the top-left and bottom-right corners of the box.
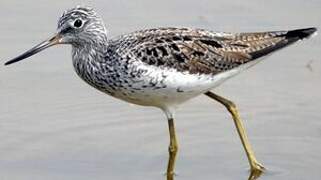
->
(118, 27), (316, 75)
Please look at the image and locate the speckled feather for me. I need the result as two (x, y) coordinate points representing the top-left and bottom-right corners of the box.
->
(111, 27), (298, 75)
(3, 6), (317, 177)
(55, 6), (315, 109)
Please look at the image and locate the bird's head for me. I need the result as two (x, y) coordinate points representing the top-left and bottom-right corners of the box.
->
(57, 6), (107, 45)
(4, 6), (106, 66)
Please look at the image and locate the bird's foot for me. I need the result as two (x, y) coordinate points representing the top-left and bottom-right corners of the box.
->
(164, 171), (178, 180)
(248, 162), (265, 180)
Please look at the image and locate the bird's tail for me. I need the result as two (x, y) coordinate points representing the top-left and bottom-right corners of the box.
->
(245, 27), (317, 59)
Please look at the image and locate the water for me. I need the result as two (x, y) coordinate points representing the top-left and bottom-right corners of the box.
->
(1, 0), (321, 180)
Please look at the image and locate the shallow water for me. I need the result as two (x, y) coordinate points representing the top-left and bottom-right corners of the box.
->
(1, 0), (321, 180)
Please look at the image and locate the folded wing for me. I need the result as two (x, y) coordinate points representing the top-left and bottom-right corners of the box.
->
(121, 27), (316, 75)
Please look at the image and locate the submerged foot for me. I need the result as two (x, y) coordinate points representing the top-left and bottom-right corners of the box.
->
(164, 171), (177, 180)
(248, 162), (265, 180)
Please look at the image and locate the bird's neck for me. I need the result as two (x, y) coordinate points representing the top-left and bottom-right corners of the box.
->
(71, 40), (105, 81)
(72, 33), (108, 64)
(70, 38), (121, 96)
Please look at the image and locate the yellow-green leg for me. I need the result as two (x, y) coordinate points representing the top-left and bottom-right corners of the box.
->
(205, 91), (265, 180)
(166, 118), (178, 180)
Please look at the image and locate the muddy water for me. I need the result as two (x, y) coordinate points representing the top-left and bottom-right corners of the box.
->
(1, 0), (321, 180)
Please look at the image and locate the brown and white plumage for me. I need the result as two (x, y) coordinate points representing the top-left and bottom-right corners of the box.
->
(4, 6), (317, 179)
(4, 6), (316, 109)
(100, 27), (316, 109)
(115, 27), (316, 75)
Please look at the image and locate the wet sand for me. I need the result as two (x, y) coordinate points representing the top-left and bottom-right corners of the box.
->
(1, 0), (321, 179)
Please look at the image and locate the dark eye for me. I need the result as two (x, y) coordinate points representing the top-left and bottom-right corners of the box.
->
(73, 19), (83, 28)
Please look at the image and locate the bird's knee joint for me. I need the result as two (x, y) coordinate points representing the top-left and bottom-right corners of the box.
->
(168, 145), (178, 153)
(226, 101), (237, 111)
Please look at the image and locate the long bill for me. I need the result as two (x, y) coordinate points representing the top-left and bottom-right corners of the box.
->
(4, 34), (62, 66)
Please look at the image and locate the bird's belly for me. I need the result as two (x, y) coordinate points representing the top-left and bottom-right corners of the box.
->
(112, 86), (202, 108)
(76, 57), (262, 109)
(107, 67), (217, 108)
(110, 60), (263, 108)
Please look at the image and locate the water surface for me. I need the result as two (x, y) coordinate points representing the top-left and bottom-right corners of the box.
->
(1, 0), (321, 180)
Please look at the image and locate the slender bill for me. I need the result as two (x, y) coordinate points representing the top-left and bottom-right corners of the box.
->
(4, 34), (62, 66)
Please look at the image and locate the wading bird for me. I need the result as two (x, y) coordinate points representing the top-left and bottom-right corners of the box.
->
(4, 6), (317, 180)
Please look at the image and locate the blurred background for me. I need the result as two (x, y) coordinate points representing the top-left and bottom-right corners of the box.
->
(1, 0), (320, 179)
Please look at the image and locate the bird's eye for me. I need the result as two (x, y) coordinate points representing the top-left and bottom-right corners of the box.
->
(73, 19), (83, 28)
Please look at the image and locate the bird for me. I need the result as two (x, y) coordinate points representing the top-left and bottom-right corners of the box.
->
(4, 6), (317, 180)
